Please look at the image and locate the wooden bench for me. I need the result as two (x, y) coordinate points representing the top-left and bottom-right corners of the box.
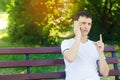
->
(0, 46), (119, 80)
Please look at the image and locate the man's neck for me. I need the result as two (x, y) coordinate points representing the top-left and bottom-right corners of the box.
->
(81, 36), (88, 43)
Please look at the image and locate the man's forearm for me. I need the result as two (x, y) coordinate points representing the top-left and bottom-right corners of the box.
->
(63, 37), (81, 62)
(99, 52), (109, 77)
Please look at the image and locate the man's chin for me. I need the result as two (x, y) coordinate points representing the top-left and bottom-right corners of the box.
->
(81, 34), (88, 37)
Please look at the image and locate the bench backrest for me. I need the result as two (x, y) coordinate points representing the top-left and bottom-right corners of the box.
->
(0, 46), (119, 80)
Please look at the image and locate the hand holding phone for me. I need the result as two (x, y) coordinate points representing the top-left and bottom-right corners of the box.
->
(74, 21), (81, 39)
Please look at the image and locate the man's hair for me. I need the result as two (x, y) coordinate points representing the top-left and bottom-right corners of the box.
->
(74, 11), (92, 21)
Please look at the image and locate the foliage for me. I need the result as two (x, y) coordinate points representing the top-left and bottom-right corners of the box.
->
(6, 0), (86, 46)
(1, 0), (120, 46)
(7, 0), (80, 46)
(84, 0), (120, 42)
(0, 0), (11, 12)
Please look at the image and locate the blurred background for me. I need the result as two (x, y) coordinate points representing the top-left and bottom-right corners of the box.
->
(0, 0), (120, 80)
(0, 0), (120, 47)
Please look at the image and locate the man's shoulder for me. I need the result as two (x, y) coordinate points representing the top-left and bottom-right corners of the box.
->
(62, 38), (74, 43)
(88, 39), (96, 45)
(87, 39), (97, 48)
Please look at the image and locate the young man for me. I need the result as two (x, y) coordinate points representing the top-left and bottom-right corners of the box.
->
(61, 11), (109, 80)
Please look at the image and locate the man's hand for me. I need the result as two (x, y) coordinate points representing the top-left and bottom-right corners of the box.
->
(95, 34), (109, 76)
(95, 34), (104, 53)
(74, 21), (81, 39)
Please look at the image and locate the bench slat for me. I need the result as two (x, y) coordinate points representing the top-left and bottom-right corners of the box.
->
(0, 70), (119, 80)
(0, 46), (115, 55)
(104, 46), (115, 52)
(0, 72), (65, 80)
(99, 70), (120, 76)
(108, 70), (120, 76)
(0, 47), (61, 55)
(0, 57), (118, 68)
(106, 57), (118, 64)
(0, 59), (64, 68)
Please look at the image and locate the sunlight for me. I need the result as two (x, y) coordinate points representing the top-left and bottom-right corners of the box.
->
(0, 12), (8, 39)
(0, 12), (8, 29)
(0, 20), (7, 29)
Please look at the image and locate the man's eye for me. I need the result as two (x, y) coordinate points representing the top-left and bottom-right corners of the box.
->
(81, 22), (86, 24)
(88, 23), (92, 26)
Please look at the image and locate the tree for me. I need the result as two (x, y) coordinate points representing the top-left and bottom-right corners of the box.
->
(84, 0), (120, 42)
(7, 0), (74, 46)
(7, 0), (120, 46)
(0, 0), (11, 12)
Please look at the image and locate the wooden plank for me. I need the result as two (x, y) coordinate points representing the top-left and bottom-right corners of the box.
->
(0, 47), (61, 55)
(0, 72), (65, 80)
(104, 46), (115, 52)
(0, 59), (64, 68)
(0, 46), (115, 55)
(106, 57), (118, 64)
(0, 70), (119, 80)
(99, 69), (120, 76)
(108, 70), (120, 76)
(0, 57), (118, 68)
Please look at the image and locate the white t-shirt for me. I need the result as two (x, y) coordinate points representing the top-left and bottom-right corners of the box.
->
(61, 38), (100, 80)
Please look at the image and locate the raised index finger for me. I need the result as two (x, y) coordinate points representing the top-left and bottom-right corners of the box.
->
(100, 34), (102, 42)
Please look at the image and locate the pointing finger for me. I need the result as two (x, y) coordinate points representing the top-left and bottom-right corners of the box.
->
(100, 34), (102, 42)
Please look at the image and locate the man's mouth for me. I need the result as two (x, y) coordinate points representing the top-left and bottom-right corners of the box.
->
(83, 30), (88, 32)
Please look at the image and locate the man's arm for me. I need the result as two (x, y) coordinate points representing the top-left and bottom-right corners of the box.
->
(95, 34), (109, 76)
(63, 37), (80, 62)
(98, 52), (109, 77)
(63, 21), (81, 63)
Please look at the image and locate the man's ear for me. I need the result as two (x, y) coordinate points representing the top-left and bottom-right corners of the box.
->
(80, 27), (81, 30)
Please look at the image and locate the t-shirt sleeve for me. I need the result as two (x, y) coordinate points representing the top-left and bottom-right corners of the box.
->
(61, 39), (72, 54)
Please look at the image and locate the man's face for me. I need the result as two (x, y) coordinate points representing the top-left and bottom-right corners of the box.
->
(78, 16), (92, 36)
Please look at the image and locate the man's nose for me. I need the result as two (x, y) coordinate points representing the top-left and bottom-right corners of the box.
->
(84, 24), (89, 28)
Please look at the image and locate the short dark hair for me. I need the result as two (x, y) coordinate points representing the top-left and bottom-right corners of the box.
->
(74, 11), (92, 21)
